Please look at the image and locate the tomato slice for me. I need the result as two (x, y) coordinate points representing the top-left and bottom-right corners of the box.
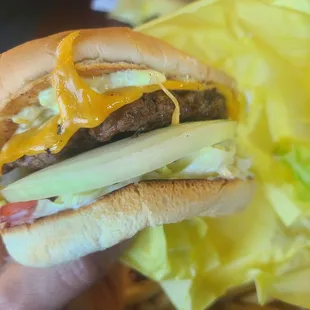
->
(0, 200), (38, 217)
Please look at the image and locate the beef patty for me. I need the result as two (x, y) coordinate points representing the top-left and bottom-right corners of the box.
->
(2, 88), (227, 173)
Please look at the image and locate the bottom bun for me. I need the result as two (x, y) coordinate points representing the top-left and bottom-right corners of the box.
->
(2, 178), (255, 267)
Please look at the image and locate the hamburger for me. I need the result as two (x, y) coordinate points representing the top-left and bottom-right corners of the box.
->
(0, 28), (255, 267)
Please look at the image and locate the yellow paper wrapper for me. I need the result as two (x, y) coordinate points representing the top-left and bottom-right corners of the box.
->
(122, 0), (310, 309)
(108, 0), (189, 26)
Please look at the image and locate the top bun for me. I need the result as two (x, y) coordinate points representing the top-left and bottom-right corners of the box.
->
(0, 27), (235, 148)
(0, 27), (235, 107)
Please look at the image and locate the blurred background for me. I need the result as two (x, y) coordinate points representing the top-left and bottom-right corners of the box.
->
(0, 0), (128, 53)
(0, 0), (191, 53)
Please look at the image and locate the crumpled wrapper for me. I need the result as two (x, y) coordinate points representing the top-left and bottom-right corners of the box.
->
(122, 0), (310, 309)
(108, 0), (191, 26)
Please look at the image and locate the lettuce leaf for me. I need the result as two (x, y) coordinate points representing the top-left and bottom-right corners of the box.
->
(148, 142), (251, 180)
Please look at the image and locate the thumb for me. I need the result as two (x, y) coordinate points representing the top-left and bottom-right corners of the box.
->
(0, 241), (130, 310)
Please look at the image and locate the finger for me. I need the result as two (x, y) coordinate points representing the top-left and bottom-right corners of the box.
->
(0, 240), (130, 310)
(0, 238), (8, 266)
(64, 263), (127, 310)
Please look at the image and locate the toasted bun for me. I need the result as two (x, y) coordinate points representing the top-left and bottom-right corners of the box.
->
(0, 27), (235, 149)
(2, 178), (255, 267)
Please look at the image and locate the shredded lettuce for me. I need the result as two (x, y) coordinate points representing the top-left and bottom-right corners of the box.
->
(38, 88), (59, 114)
(146, 141), (251, 180)
(27, 178), (142, 219)
(87, 69), (166, 93)
(54, 177), (141, 208)
(37, 69), (166, 119)
(12, 106), (43, 125)
(13, 106), (57, 134)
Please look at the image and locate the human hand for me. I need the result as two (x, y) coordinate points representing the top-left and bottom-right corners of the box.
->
(0, 239), (129, 310)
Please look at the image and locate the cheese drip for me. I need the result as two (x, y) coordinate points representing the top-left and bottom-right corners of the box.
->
(0, 31), (238, 174)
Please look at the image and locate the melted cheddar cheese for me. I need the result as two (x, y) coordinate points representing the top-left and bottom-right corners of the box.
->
(0, 31), (239, 174)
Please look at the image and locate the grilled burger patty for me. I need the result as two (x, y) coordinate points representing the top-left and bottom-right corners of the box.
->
(3, 88), (227, 173)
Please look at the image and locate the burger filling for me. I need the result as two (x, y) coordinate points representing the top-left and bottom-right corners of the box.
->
(0, 31), (251, 227)
(3, 88), (227, 173)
